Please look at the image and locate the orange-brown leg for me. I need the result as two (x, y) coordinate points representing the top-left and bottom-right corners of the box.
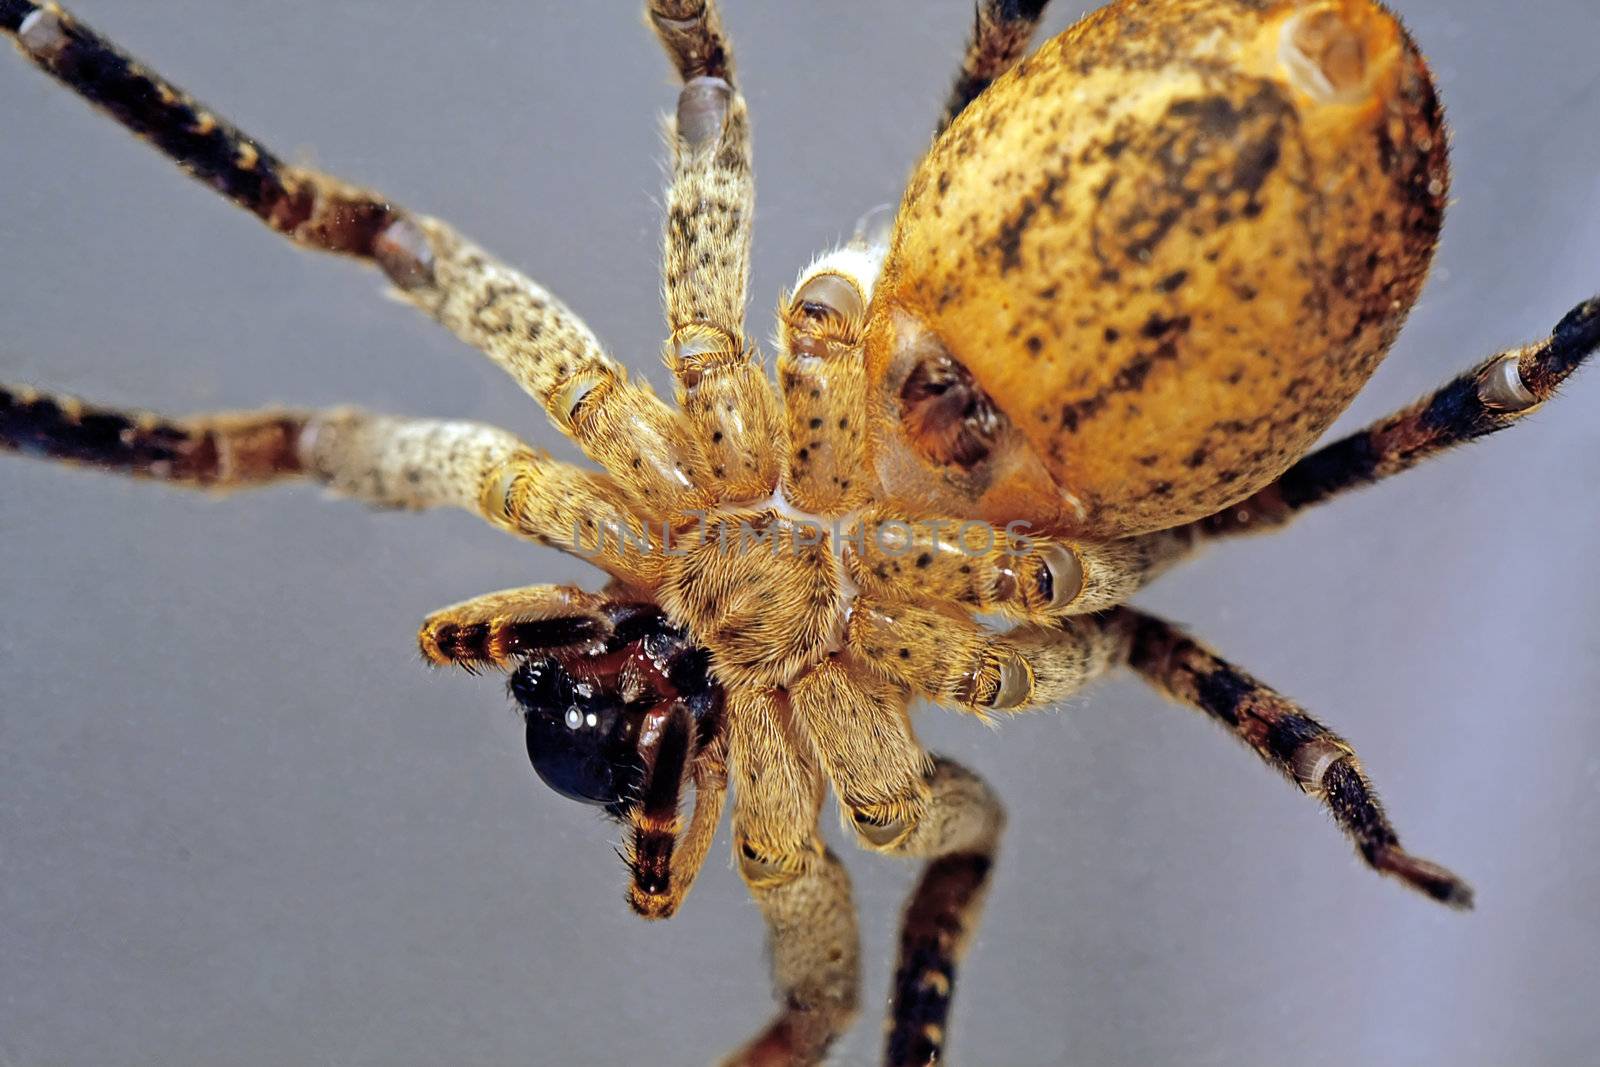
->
(788, 656), (1006, 1067)
(417, 586), (613, 673)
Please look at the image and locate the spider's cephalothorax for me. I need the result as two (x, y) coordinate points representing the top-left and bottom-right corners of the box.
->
(3, 1), (1597, 1065)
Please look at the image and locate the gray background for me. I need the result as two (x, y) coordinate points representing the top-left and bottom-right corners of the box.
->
(2, 2), (1598, 1064)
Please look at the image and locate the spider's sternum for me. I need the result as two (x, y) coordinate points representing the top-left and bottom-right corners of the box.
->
(657, 484), (865, 691)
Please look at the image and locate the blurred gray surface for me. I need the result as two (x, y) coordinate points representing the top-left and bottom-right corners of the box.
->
(2, 3), (1598, 1065)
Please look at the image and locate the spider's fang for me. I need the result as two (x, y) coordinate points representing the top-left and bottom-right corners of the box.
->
(676, 75), (731, 150)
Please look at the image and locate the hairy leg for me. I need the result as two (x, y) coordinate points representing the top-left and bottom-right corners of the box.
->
(617, 605), (729, 920)
(2, 2), (713, 518)
(1, 383), (308, 490)
(417, 586), (613, 672)
(789, 656), (930, 845)
(847, 596), (1467, 907)
(845, 512), (1196, 623)
(724, 687), (859, 1067)
(788, 658), (1005, 1067)
(645, 0), (733, 83)
(844, 596), (1127, 713)
(777, 242), (886, 514)
(938, 1), (1054, 135)
(632, 712), (728, 919)
(0, 385), (655, 584)
(656, 38), (781, 501)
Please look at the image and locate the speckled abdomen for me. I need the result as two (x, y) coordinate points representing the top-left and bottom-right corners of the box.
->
(868, 0), (1448, 539)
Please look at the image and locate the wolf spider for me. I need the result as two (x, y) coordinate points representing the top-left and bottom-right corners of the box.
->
(3, 1), (1597, 1064)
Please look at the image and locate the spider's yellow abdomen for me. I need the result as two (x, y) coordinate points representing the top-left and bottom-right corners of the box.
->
(868, 0), (1448, 539)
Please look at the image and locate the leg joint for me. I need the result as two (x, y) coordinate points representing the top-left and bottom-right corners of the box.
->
(735, 835), (818, 890)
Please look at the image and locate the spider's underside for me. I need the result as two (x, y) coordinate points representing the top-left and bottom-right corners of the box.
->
(2, 1), (1597, 1065)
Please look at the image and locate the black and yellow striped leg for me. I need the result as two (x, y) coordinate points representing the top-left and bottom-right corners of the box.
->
(883, 758), (1005, 1067)
(939, 0), (1053, 135)
(0, 383), (311, 489)
(3, 2), (405, 264)
(1118, 608), (1473, 909)
(1199, 295), (1600, 539)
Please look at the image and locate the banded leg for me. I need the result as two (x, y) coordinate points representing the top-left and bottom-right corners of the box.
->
(724, 687), (859, 1067)
(881, 758), (1005, 1067)
(634, 712), (729, 919)
(938, 1), (1053, 135)
(0, 383), (308, 490)
(660, 40), (780, 500)
(2, 2), (713, 516)
(421, 587), (716, 904)
(1118, 608), (1473, 908)
(417, 586), (612, 672)
(0, 385), (655, 584)
(621, 697), (700, 916)
(619, 608), (730, 920)
(1197, 294), (1600, 539)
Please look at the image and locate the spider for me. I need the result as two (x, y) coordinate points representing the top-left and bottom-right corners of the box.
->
(2, 1), (1596, 1065)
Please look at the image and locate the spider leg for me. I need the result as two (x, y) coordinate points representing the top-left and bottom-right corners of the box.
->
(776, 242), (887, 514)
(620, 612), (730, 920)
(1196, 294), (1600, 539)
(881, 758), (1004, 1067)
(845, 512), (1196, 623)
(1118, 608), (1473, 909)
(790, 657), (930, 841)
(852, 598), (1470, 908)
(0, 383), (307, 490)
(843, 595), (1127, 714)
(2, 2), (714, 520)
(938, 1), (1054, 135)
(723, 686), (860, 1067)
(0, 385), (657, 586)
(786, 660), (1003, 1067)
(619, 697), (699, 914)
(417, 586), (613, 672)
(653, 10), (782, 502)
(646, 0), (733, 83)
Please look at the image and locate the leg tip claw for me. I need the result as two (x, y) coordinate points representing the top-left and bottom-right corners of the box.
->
(1374, 845), (1475, 911)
